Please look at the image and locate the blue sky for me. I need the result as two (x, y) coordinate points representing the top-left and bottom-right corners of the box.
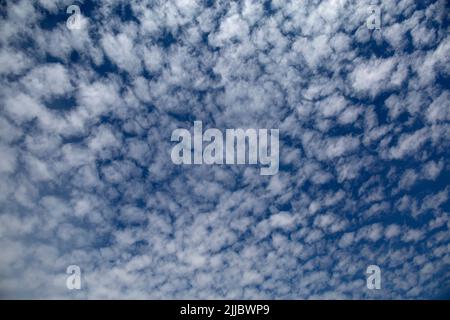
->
(0, 0), (449, 299)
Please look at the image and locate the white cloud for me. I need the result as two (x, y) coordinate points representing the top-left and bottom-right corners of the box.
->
(0, 0), (448, 300)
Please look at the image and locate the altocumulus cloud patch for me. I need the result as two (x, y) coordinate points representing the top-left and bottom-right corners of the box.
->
(0, 0), (449, 299)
